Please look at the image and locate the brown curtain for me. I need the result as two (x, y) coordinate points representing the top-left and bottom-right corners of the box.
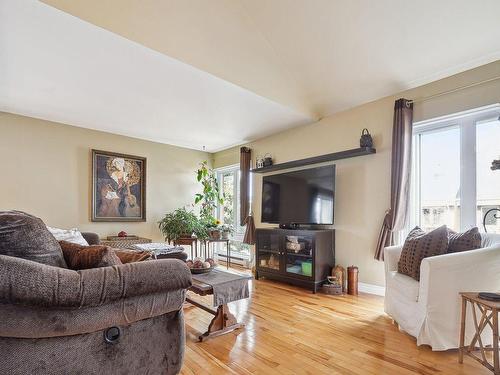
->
(240, 147), (251, 225)
(240, 147), (255, 245)
(243, 215), (256, 245)
(375, 98), (413, 261)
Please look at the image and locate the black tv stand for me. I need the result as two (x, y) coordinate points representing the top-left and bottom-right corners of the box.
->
(255, 228), (335, 293)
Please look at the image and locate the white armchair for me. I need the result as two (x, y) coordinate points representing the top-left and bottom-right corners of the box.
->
(384, 233), (500, 350)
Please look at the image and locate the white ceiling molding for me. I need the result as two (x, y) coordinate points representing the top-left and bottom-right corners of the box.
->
(0, 0), (314, 152)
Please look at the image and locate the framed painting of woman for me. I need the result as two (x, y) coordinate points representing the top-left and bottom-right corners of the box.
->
(91, 149), (146, 222)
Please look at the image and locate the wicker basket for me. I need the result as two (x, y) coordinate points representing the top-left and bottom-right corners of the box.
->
(101, 237), (152, 249)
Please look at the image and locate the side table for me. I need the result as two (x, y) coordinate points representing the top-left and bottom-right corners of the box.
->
(171, 237), (198, 259)
(459, 292), (500, 374)
(204, 239), (230, 269)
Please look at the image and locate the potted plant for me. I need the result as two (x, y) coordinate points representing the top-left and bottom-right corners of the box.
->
(205, 219), (223, 240)
(194, 161), (223, 224)
(220, 224), (234, 240)
(158, 207), (208, 242)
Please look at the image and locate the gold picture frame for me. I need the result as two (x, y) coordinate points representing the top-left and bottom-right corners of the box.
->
(91, 149), (146, 222)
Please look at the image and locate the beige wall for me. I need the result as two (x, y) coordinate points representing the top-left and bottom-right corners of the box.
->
(0, 113), (209, 241)
(214, 60), (500, 287)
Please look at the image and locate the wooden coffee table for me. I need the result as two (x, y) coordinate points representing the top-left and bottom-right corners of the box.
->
(186, 277), (245, 342)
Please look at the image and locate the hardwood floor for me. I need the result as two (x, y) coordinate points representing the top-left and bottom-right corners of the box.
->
(181, 273), (490, 375)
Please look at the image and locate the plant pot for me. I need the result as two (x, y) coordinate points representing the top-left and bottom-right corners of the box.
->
(166, 234), (195, 244)
(208, 229), (221, 240)
(220, 231), (229, 240)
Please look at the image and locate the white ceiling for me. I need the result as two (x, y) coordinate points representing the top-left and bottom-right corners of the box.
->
(0, 0), (313, 152)
(2, 0), (500, 152)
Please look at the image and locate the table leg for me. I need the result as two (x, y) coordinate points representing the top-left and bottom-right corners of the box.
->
(494, 308), (499, 374)
(199, 304), (244, 342)
(459, 297), (467, 363)
(471, 301), (489, 364)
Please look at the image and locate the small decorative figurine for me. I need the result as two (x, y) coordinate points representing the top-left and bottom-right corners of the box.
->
(256, 156), (264, 169)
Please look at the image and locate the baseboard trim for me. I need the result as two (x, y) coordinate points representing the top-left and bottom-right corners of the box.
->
(359, 282), (385, 296)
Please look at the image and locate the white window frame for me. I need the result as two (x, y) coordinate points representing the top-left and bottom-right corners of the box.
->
(216, 163), (245, 241)
(410, 104), (500, 232)
(214, 164), (253, 265)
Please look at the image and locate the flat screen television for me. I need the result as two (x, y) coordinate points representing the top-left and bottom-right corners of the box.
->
(261, 165), (335, 225)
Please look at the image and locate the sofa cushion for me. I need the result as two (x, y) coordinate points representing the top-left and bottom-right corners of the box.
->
(47, 226), (89, 246)
(398, 226), (449, 281)
(447, 227), (482, 253)
(59, 241), (122, 270)
(0, 211), (67, 268)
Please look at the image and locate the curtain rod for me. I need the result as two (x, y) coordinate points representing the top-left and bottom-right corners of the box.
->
(408, 75), (500, 105)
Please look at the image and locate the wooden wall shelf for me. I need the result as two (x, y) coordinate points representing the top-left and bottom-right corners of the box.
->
(251, 147), (376, 173)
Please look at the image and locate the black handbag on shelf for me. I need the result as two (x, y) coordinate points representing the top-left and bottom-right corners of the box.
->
(359, 128), (373, 148)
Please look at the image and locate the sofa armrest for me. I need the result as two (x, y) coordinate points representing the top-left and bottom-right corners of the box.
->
(0, 254), (192, 308)
(419, 245), (500, 307)
(415, 245), (500, 349)
(81, 232), (100, 245)
(384, 245), (403, 274)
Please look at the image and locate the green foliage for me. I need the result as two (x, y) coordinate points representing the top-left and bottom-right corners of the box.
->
(194, 161), (223, 224)
(158, 207), (208, 241)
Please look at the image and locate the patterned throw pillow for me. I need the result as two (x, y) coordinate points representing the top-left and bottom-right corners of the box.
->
(398, 226), (449, 281)
(447, 227), (482, 253)
(60, 241), (122, 270)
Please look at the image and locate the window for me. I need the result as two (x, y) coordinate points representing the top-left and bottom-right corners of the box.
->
(477, 119), (500, 233)
(410, 104), (500, 234)
(215, 165), (251, 264)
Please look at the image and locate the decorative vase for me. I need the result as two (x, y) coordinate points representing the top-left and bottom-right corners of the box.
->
(347, 266), (359, 295)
